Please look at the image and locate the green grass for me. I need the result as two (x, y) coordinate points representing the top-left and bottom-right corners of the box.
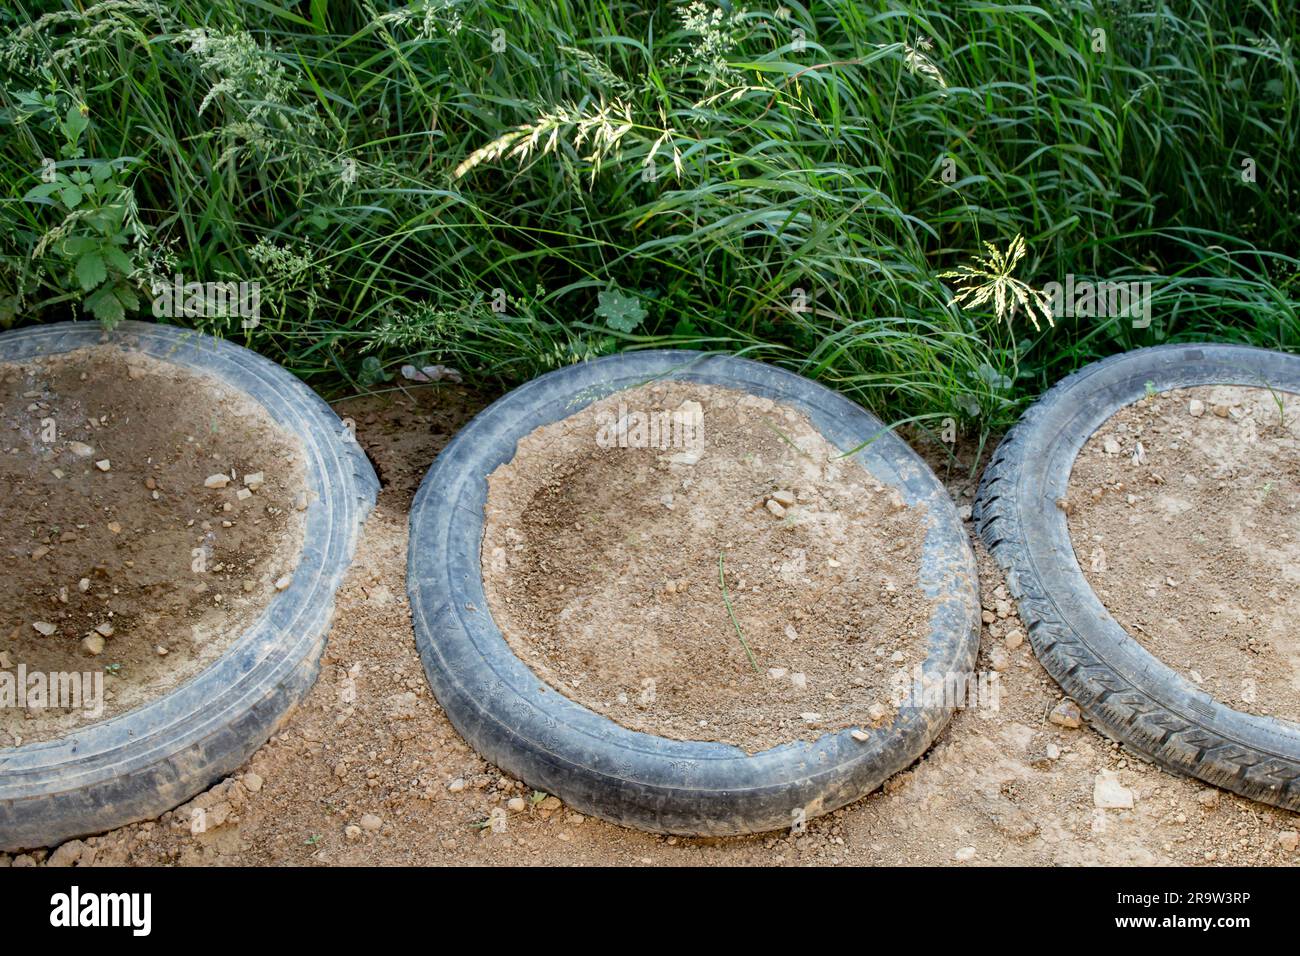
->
(1, 0), (1296, 442)
(718, 551), (760, 674)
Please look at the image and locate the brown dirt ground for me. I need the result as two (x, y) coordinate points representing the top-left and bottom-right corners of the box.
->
(5, 382), (1299, 868)
(1067, 385), (1299, 724)
(0, 346), (306, 744)
(481, 380), (933, 753)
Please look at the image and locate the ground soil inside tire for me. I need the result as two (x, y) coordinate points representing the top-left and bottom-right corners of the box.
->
(479, 380), (937, 754)
(0, 344), (308, 744)
(1066, 385), (1299, 723)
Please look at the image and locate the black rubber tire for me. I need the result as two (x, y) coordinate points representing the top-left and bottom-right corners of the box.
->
(0, 321), (377, 850)
(973, 343), (1300, 810)
(408, 350), (980, 836)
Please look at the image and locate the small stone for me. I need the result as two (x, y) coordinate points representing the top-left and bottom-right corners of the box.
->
(988, 646), (1011, 672)
(790, 672), (807, 690)
(1278, 830), (1299, 853)
(1004, 628), (1025, 650)
(1103, 437), (1121, 455)
(1189, 399), (1205, 417)
(359, 813), (382, 831)
(1049, 699), (1082, 729)
(94, 621), (113, 637)
(243, 471), (264, 491)
(1093, 771), (1134, 809)
(94, 459), (111, 472)
(107, 521), (122, 534)
(507, 797), (527, 813)
(800, 712), (823, 724)
(145, 477), (157, 490)
(274, 575), (292, 591)
(539, 796), (562, 812)
(78, 578), (90, 592)
(1045, 743), (1061, 760)
(81, 634), (105, 656)
(344, 825), (362, 842)
(765, 499), (786, 519)
(32, 621), (56, 637)
(243, 772), (263, 793)
(47, 840), (85, 867)
(1197, 788), (1220, 810)
(294, 491), (310, 511)
(448, 777), (466, 793)
(867, 702), (888, 725)
(30, 545), (49, 560)
(767, 667), (788, 680)
(236, 488), (253, 501)
(68, 441), (94, 457)
(784, 624), (798, 641)
(953, 846), (977, 862)
(156, 646), (169, 656)
(770, 489), (796, 507)
(850, 729), (870, 742)
(204, 473), (230, 489)
(1212, 403), (1230, 418)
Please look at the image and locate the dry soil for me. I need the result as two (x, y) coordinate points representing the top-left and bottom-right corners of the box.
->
(0, 346), (306, 743)
(481, 380), (934, 753)
(1067, 385), (1299, 723)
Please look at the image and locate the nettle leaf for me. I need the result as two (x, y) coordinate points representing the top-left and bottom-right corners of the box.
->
(74, 251), (107, 291)
(23, 181), (62, 202)
(85, 285), (124, 327)
(113, 282), (139, 313)
(13, 91), (47, 111)
(103, 246), (134, 274)
(594, 287), (647, 333)
(62, 236), (98, 256)
(64, 104), (89, 142)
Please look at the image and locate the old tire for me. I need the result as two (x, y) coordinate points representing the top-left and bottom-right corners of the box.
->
(0, 321), (377, 850)
(973, 343), (1300, 810)
(409, 350), (980, 836)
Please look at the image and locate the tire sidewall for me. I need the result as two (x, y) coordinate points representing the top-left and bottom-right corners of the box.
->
(0, 321), (377, 850)
(409, 350), (980, 835)
(976, 343), (1300, 808)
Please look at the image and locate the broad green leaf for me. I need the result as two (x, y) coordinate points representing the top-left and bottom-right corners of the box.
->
(23, 182), (61, 202)
(113, 283), (140, 313)
(594, 287), (647, 333)
(103, 247), (134, 274)
(74, 251), (106, 291)
(85, 285), (124, 327)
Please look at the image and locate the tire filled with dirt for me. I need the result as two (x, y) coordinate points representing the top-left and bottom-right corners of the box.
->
(409, 351), (980, 836)
(0, 321), (377, 850)
(974, 343), (1300, 811)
